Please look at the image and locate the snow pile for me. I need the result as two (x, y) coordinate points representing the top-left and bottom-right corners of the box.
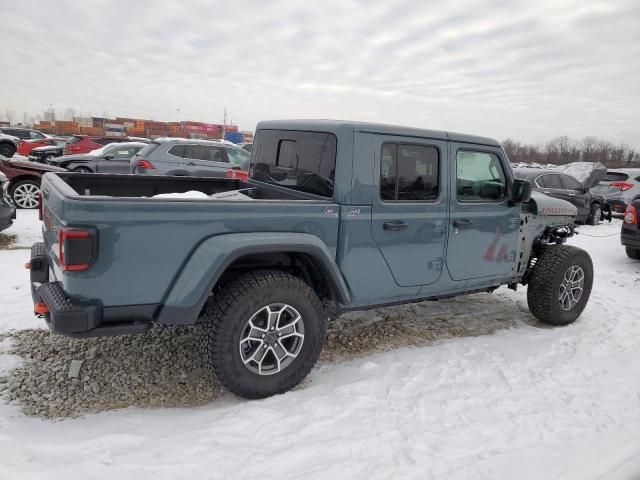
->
(152, 189), (253, 201)
(556, 161), (607, 187)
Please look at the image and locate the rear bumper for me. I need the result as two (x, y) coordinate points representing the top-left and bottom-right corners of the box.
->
(621, 226), (640, 249)
(29, 242), (151, 337)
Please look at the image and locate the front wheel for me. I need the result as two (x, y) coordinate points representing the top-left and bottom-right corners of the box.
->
(10, 179), (41, 209)
(527, 245), (593, 325)
(587, 203), (601, 226)
(626, 247), (640, 260)
(202, 270), (326, 399)
(73, 166), (92, 173)
(44, 154), (56, 163)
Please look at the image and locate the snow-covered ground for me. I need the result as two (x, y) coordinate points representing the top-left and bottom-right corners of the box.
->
(1, 210), (639, 479)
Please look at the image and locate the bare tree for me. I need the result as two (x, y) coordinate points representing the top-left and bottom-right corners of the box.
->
(4, 110), (15, 124)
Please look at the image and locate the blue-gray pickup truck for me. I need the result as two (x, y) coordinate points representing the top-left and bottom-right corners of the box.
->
(28, 120), (592, 399)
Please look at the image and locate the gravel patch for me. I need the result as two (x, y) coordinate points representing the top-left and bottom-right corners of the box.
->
(0, 234), (18, 251)
(1, 293), (523, 418)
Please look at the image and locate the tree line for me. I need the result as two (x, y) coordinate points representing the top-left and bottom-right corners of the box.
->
(502, 136), (640, 168)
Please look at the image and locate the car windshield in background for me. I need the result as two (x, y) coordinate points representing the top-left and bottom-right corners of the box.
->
(250, 130), (337, 197)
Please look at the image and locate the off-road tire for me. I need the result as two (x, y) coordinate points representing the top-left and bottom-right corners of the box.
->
(0, 141), (16, 158)
(201, 270), (326, 399)
(626, 247), (640, 260)
(527, 245), (593, 325)
(587, 203), (601, 226)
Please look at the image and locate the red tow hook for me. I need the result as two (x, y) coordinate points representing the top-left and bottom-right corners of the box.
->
(34, 303), (49, 315)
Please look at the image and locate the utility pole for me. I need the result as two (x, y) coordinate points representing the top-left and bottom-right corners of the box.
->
(222, 107), (227, 140)
(176, 108), (180, 123)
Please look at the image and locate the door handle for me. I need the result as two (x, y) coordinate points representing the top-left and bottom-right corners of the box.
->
(185, 162), (195, 166)
(569, 193), (575, 197)
(452, 219), (473, 230)
(543, 191), (551, 194)
(383, 221), (408, 231)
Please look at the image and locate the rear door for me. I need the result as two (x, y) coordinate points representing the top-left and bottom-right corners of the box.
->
(371, 136), (447, 287)
(183, 145), (230, 177)
(446, 144), (520, 281)
(97, 146), (143, 173)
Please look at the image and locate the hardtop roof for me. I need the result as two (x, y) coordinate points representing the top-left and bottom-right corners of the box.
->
(255, 119), (500, 147)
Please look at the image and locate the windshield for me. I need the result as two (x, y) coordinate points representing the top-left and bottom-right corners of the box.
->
(250, 130), (337, 197)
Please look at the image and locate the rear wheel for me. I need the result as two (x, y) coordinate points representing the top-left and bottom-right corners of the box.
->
(587, 203), (601, 225)
(73, 167), (92, 173)
(201, 270), (326, 399)
(527, 245), (593, 325)
(626, 247), (640, 260)
(0, 142), (16, 158)
(10, 179), (40, 209)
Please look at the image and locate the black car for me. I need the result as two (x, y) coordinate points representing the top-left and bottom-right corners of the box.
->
(0, 172), (17, 232)
(514, 168), (607, 225)
(621, 200), (640, 259)
(48, 142), (147, 173)
(29, 139), (68, 163)
(0, 127), (48, 141)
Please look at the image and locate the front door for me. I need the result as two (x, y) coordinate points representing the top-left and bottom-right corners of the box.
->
(97, 146), (141, 173)
(371, 136), (448, 287)
(446, 144), (520, 281)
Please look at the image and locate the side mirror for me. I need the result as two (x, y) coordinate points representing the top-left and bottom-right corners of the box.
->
(104, 154), (113, 160)
(582, 185), (590, 193)
(511, 178), (532, 203)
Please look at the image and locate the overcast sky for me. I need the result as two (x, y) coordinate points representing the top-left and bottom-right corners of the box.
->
(1, 0), (639, 146)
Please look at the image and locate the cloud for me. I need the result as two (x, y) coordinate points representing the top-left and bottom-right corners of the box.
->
(1, 0), (639, 146)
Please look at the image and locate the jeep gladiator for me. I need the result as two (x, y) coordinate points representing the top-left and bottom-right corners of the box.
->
(28, 120), (593, 398)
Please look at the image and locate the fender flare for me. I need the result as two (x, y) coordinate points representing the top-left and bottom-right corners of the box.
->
(156, 232), (351, 325)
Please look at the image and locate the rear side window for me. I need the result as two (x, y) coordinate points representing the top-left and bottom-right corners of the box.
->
(168, 144), (186, 157)
(380, 143), (439, 201)
(137, 142), (160, 157)
(251, 130), (337, 197)
(66, 136), (83, 145)
(456, 150), (506, 201)
(603, 171), (629, 182)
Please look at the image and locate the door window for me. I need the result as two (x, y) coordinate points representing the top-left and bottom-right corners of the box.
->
(380, 143), (439, 201)
(456, 150), (506, 201)
(110, 147), (140, 159)
(168, 144), (186, 157)
(540, 174), (562, 189)
(29, 131), (45, 139)
(226, 147), (250, 166)
(560, 174), (582, 190)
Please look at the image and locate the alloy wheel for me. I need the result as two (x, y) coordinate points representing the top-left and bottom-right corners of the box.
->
(558, 265), (585, 311)
(12, 183), (40, 209)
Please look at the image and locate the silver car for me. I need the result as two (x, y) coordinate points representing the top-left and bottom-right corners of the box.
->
(591, 168), (640, 214)
(130, 138), (250, 177)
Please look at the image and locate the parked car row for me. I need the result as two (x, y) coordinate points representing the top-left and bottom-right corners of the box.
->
(0, 137), (251, 208)
(513, 168), (607, 225)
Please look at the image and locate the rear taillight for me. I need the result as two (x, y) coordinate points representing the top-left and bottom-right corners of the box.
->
(624, 205), (638, 225)
(58, 227), (96, 271)
(38, 192), (43, 221)
(137, 159), (155, 169)
(611, 181), (634, 191)
(226, 169), (249, 181)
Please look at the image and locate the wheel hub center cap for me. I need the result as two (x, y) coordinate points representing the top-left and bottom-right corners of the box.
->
(264, 332), (277, 345)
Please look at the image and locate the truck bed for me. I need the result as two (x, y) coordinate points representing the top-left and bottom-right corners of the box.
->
(58, 172), (314, 201)
(39, 172), (340, 319)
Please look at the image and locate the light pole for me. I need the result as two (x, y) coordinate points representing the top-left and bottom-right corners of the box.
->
(176, 108), (180, 123)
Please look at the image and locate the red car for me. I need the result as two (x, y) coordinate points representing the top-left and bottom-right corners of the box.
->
(64, 135), (138, 155)
(0, 156), (66, 209)
(17, 137), (67, 156)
